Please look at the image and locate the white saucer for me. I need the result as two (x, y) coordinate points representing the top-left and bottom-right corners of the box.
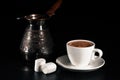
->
(56, 55), (105, 72)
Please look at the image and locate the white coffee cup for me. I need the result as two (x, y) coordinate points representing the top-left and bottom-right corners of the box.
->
(66, 39), (103, 67)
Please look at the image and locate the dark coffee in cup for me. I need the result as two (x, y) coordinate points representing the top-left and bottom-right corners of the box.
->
(68, 41), (93, 47)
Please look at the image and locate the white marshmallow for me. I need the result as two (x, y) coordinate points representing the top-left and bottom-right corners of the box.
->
(34, 58), (46, 72)
(41, 62), (57, 74)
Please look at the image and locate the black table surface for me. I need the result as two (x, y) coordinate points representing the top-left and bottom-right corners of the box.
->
(0, 47), (119, 80)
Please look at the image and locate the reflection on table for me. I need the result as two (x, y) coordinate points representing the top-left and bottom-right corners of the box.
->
(17, 66), (105, 80)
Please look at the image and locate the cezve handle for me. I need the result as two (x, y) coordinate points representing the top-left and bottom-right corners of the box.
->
(46, 0), (62, 17)
(16, 0), (62, 20)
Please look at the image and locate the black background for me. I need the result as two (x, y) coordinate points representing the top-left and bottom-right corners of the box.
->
(1, 0), (120, 80)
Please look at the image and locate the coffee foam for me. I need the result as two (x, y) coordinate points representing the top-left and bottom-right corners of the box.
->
(68, 41), (93, 47)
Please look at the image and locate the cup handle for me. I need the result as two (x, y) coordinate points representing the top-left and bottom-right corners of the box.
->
(92, 48), (103, 60)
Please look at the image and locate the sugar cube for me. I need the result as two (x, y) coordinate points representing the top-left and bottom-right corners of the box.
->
(34, 58), (46, 72)
(41, 62), (57, 74)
